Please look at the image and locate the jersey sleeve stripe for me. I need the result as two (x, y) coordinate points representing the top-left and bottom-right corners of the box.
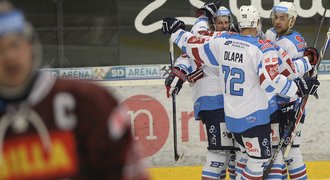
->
(281, 69), (291, 77)
(293, 61), (301, 74)
(192, 47), (205, 64)
(174, 31), (185, 44)
(182, 46), (187, 53)
(260, 73), (266, 85)
(204, 43), (219, 66)
(279, 79), (292, 95)
(293, 57), (308, 73)
(195, 61), (202, 68)
(265, 85), (275, 93)
(278, 57), (283, 66)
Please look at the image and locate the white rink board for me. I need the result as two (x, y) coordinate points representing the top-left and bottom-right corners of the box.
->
(101, 75), (330, 167)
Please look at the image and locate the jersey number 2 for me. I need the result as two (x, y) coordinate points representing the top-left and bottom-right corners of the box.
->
(222, 65), (245, 96)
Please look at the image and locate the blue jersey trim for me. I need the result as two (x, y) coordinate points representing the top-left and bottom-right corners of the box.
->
(182, 46), (186, 53)
(194, 95), (224, 119)
(176, 64), (190, 73)
(187, 66), (193, 73)
(225, 96), (277, 133)
(265, 85), (275, 93)
(202, 171), (220, 178)
(288, 164), (306, 174)
(293, 57), (309, 74)
(280, 79), (292, 95)
(257, 62), (262, 74)
(268, 175), (285, 179)
(228, 33), (276, 53)
(204, 43), (219, 66)
(174, 31), (185, 44)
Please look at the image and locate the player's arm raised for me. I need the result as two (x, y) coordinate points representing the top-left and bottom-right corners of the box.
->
(162, 17), (222, 67)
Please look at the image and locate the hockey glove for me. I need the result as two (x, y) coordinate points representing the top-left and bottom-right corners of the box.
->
(294, 77), (320, 97)
(162, 17), (185, 34)
(196, 2), (221, 19)
(304, 47), (319, 66)
(165, 67), (188, 98)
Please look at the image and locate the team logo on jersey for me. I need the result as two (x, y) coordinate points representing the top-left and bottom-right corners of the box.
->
(258, 39), (267, 44)
(0, 131), (78, 179)
(260, 42), (273, 51)
(224, 40), (232, 45)
(295, 35), (303, 43)
(265, 63), (279, 80)
(297, 42), (306, 50)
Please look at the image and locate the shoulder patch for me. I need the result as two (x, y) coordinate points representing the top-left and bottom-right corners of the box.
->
(295, 35), (303, 43)
(260, 42), (273, 51)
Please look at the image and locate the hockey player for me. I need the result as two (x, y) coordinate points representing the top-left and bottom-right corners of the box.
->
(0, 1), (149, 179)
(165, 4), (236, 179)
(265, 2), (318, 179)
(162, 4), (320, 179)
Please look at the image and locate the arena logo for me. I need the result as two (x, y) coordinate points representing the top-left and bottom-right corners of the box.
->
(122, 95), (170, 157)
(135, 0), (330, 34)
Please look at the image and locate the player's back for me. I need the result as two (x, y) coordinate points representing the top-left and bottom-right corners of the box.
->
(218, 33), (277, 133)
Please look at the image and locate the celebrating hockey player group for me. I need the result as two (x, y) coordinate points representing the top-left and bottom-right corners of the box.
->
(163, 1), (320, 179)
(0, 1), (149, 179)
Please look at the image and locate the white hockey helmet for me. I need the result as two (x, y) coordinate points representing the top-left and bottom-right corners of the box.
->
(238, 5), (261, 29)
(272, 1), (297, 19)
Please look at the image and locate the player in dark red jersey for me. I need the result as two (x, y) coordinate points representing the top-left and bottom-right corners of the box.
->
(0, 1), (149, 179)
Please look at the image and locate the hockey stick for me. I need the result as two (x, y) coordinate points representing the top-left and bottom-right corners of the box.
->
(283, 27), (330, 158)
(313, 0), (330, 48)
(169, 38), (180, 161)
(262, 120), (294, 179)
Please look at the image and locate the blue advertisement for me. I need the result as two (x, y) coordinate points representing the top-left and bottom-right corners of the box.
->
(104, 67), (127, 79)
(318, 60), (330, 74)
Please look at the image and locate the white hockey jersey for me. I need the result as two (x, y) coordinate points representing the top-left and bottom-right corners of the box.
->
(171, 29), (298, 133)
(175, 16), (223, 120)
(265, 28), (312, 104)
(265, 28), (311, 78)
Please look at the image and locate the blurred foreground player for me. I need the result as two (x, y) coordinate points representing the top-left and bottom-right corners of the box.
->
(0, 1), (149, 179)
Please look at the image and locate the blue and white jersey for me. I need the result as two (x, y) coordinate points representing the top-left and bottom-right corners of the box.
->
(171, 29), (298, 133)
(175, 56), (223, 120)
(265, 28), (311, 104)
(265, 28), (312, 78)
(175, 16), (224, 120)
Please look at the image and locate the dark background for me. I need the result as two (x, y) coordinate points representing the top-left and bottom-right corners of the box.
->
(10, 0), (330, 68)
